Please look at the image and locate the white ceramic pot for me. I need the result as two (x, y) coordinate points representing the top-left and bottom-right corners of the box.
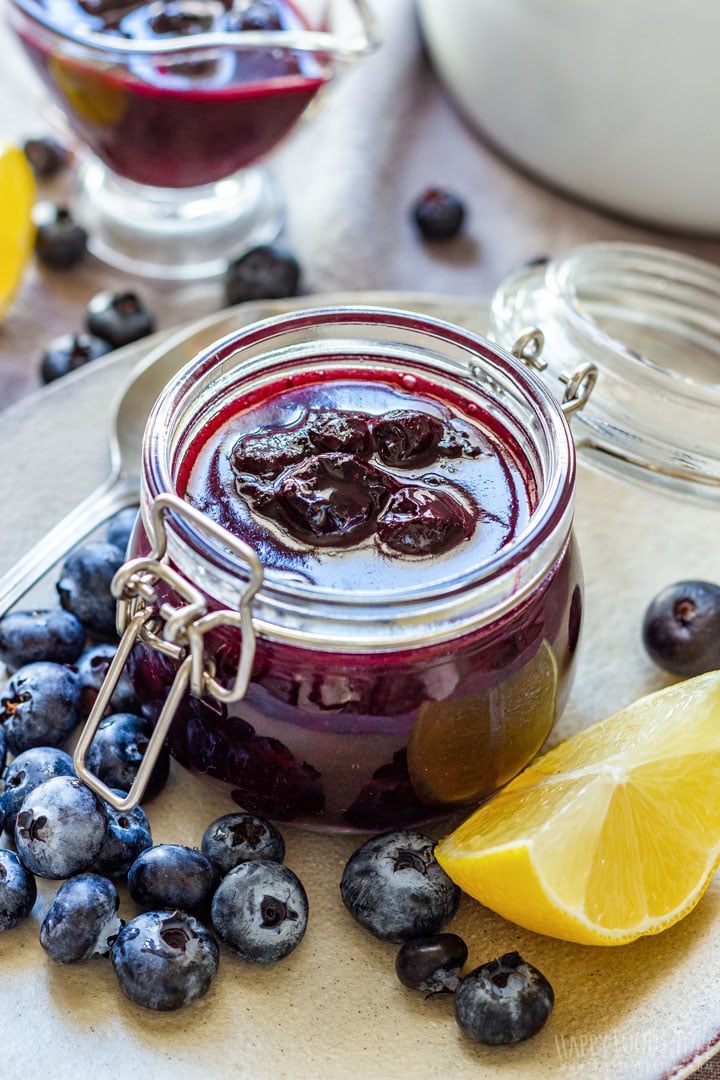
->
(417, 0), (720, 233)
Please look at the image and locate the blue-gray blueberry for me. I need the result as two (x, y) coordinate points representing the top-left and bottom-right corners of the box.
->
(76, 643), (141, 717)
(14, 775), (108, 879)
(0, 848), (37, 931)
(0, 608), (86, 669)
(0, 660), (81, 754)
(57, 540), (124, 639)
(340, 830), (460, 943)
(211, 859), (308, 964)
(128, 844), (218, 915)
(0, 745), (75, 825)
(112, 910), (219, 1011)
(92, 792), (152, 881)
(201, 811), (285, 877)
(40, 873), (123, 963)
(86, 711), (169, 802)
(453, 952), (555, 1045)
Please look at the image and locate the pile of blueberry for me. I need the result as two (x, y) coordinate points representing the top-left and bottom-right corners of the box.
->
(340, 830), (554, 1045)
(0, 501), (555, 1037)
(0, 508), (311, 1009)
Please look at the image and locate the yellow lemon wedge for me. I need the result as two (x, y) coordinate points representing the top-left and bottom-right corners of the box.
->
(435, 670), (720, 946)
(0, 141), (35, 317)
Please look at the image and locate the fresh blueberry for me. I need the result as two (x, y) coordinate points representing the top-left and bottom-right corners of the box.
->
(395, 933), (468, 993)
(76, 642), (141, 716)
(128, 844), (218, 915)
(642, 580), (720, 677)
(0, 608), (86, 669)
(40, 874), (123, 963)
(0, 848), (37, 931)
(85, 290), (156, 349)
(0, 660), (81, 755)
(340, 830), (461, 943)
(226, 0), (282, 30)
(86, 712), (170, 802)
(411, 187), (466, 242)
(14, 775), (108, 879)
(224, 244), (300, 305)
(40, 332), (113, 384)
(56, 540), (124, 639)
(453, 951), (555, 1045)
(106, 506), (139, 555)
(34, 203), (88, 269)
(211, 859), (308, 964)
(201, 811), (285, 876)
(0, 726), (6, 777)
(22, 135), (70, 179)
(112, 909), (219, 1011)
(0, 746), (75, 825)
(92, 792), (153, 881)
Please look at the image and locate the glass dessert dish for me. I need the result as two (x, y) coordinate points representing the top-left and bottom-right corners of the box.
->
(7, 0), (378, 279)
(74, 306), (586, 832)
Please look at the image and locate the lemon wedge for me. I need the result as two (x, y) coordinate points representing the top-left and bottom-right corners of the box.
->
(435, 670), (720, 946)
(0, 141), (35, 317)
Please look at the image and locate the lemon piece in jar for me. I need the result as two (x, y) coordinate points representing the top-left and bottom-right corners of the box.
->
(435, 670), (720, 945)
(406, 640), (558, 806)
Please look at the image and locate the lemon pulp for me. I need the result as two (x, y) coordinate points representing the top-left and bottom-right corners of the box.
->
(436, 670), (720, 945)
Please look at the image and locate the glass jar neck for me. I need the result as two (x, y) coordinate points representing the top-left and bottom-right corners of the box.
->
(491, 242), (720, 501)
(141, 306), (576, 651)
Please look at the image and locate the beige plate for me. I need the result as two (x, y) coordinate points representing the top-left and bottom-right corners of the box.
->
(2, 293), (719, 1080)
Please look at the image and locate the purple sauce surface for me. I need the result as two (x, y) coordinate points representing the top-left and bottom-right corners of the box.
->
(17, 0), (329, 187)
(182, 376), (534, 593)
(130, 367), (581, 831)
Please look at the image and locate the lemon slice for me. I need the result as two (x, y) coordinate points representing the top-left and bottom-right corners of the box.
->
(0, 141), (35, 317)
(407, 640), (558, 806)
(435, 670), (720, 945)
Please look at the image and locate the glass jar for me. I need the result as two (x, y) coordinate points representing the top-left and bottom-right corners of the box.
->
(490, 243), (720, 502)
(75, 307), (582, 832)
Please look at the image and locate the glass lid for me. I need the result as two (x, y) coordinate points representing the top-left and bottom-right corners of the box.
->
(490, 242), (720, 503)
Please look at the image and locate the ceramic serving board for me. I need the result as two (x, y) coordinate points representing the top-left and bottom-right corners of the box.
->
(2, 293), (719, 1080)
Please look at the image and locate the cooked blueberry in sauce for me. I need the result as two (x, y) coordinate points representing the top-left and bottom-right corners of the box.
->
(376, 486), (471, 556)
(373, 410), (444, 467)
(273, 454), (392, 545)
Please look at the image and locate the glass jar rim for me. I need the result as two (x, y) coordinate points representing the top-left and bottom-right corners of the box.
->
(141, 305), (576, 649)
(491, 241), (720, 501)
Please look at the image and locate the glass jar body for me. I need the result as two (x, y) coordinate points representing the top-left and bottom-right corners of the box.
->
(128, 533), (581, 830)
(127, 306), (580, 831)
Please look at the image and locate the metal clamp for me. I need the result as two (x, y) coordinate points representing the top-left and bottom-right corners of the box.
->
(74, 493), (264, 811)
(512, 326), (598, 416)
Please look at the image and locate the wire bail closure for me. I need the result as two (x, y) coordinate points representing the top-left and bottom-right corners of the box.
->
(512, 327), (598, 416)
(74, 493), (264, 811)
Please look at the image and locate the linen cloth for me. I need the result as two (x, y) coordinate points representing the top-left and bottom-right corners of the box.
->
(1, 3), (720, 1077)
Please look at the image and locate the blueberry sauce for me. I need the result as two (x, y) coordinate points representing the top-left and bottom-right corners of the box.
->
(182, 371), (534, 594)
(16, 0), (329, 187)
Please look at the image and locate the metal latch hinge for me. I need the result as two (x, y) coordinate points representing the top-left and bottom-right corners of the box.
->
(512, 327), (598, 415)
(74, 492), (263, 811)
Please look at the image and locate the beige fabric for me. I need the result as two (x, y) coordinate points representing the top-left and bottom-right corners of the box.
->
(2, 2), (720, 1077)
